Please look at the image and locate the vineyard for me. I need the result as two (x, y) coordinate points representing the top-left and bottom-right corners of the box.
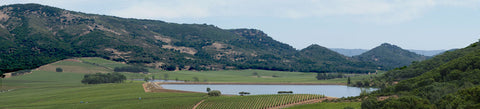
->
(196, 94), (325, 109)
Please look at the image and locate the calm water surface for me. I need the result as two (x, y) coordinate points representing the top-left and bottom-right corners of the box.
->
(161, 84), (377, 98)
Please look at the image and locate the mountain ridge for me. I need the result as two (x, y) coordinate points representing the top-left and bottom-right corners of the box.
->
(0, 3), (378, 73)
(330, 48), (448, 57)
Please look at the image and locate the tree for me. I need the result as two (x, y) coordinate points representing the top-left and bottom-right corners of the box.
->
(239, 91), (250, 96)
(113, 66), (148, 73)
(316, 73), (324, 80)
(164, 74), (169, 80)
(347, 77), (351, 85)
(56, 67), (63, 72)
(144, 77), (150, 82)
(193, 76), (199, 82)
(1, 71), (5, 78)
(206, 87), (211, 92)
(208, 90), (221, 96)
(81, 72), (126, 84)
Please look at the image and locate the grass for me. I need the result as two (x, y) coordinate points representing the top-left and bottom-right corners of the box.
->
(39, 60), (111, 74)
(0, 57), (376, 109)
(77, 57), (130, 69)
(39, 57), (381, 84)
(0, 71), (205, 109)
(286, 102), (361, 109)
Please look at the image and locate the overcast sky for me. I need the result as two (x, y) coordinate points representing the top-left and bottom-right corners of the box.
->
(2, 0), (480, 50)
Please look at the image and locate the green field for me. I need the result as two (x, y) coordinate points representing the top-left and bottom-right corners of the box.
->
(0, 57), (371, 109)
(0, 71), (205, 108)
(37, 57), (377, 84)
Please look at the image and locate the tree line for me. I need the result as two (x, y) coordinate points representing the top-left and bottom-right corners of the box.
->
(81, 72), (126, 84)
(114, 66), (148, 73)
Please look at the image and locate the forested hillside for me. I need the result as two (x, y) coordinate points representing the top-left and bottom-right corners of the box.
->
(354, 43), (428, 70)
(0, 4), (379, 74)
(298, 44), (376, 73)
(362, 41), (480, 108)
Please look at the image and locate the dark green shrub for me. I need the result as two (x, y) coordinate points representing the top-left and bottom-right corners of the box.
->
(278, 91), (293, 94)
(239, 91), (250, 96)
(208, 90), (221, 96)
(81, 72), (126, 84)
(56, 67), (63, 72)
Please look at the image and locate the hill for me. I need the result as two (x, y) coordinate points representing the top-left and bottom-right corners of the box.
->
(407, 49), (448, 56)
(361, 41), (480, 108)
(0, 3), (376, 74)
(354, 43), (428, 70)
(298, 45), (376, 73)
(331, 48), (447, 57)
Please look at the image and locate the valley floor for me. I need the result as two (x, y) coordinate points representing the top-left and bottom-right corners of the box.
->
(0, 57), (370, 109)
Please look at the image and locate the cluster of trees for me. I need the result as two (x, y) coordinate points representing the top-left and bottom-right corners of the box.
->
(208, 90), (221, 96)
(278, 91), (293, 94)
(316, 73), (345, 80)
(81, 72), (126, 84)
(239, 91), (250, 96)
(10, 70), (31, 76)
(114, 66), (148, 73)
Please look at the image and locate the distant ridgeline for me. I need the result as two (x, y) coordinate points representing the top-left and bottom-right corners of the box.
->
(0, 4), (426, 74)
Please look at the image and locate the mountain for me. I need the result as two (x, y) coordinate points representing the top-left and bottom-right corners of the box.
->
(331, 48), (447, 57)
(407, 49), (448, 56)
(299, 45), (377, 73)
(0, 4), (376, 74)
(362, 41), (480, 108)
(329, 48), (368, 57)
(354, 43), (428, 70)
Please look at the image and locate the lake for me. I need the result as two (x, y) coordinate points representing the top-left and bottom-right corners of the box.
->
(160, 84), (377, 98)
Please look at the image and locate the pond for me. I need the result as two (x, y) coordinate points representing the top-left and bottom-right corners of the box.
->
(160, 84), (377, 98)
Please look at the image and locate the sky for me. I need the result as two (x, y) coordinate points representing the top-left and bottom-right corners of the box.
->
(2, 0), (480, 50)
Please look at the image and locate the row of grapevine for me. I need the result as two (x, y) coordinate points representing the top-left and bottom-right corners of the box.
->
(196, 94), (325, 109)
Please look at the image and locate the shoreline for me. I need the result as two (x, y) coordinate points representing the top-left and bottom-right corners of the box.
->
(154, 82), (347, 85)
